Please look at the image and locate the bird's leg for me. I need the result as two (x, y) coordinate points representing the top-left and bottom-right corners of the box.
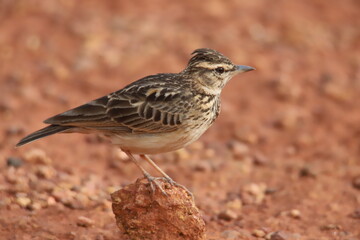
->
(139, 154), (172, 180)
(140, 154), (194, 199)
(122, 150), (167, 195)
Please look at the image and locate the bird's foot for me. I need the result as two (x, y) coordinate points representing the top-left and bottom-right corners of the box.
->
(164, 176), (194, 200)
(143, 173), (168, 196)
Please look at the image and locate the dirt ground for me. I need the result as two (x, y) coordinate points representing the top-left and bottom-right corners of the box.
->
(1, 0), (360, 239)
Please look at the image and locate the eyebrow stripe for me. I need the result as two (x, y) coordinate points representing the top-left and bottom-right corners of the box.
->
(194, 62), (233, 70)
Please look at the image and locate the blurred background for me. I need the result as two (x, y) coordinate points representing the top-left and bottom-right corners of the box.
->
(0, 0), (359, 239)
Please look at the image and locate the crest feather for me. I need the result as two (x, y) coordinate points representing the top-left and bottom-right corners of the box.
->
(188, 48), (232, 67)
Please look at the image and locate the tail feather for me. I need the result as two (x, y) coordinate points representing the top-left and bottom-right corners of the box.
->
(16, 125), (73, 147)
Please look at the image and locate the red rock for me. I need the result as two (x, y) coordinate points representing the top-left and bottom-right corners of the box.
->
(111, 178), (205, 240)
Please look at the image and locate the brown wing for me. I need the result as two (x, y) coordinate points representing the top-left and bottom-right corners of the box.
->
(44, 80), (191, 134)
(44, 95), (112, 126)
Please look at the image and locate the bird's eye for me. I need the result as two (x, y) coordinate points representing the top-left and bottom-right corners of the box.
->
(215, 67), (225, 74)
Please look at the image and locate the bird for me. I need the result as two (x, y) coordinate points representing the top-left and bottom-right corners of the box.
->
(16, 48), (255, 195)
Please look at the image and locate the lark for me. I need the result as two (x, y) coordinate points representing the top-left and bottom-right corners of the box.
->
(17, 48), (254, 194)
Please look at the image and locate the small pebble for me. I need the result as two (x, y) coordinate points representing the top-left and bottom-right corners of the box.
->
(35, 180), (56, 192)
(268, 231), (289, 240)
(322, 81), (351, 103)
(218, 209), (238, 221)
(35, 166), (56, 179)
(242, 183), (267, 204)
(5, 168), (18, 184)
(320, 224), (342, 231)
(235, 128), (259, 144)
(27, 201), (42, 211)
(24, 149), (52, 165)
(192, 161), (212, 172)
(226, 198), (242, 211)
(289, 209), (301, 219)
(69, 193), (91, 209)
(270, 78), (302, 101)
(253, 229), (266, 238)
(5, 126), (24, 136)
(68, 232), (77, 239)
(6, 157), (24, 168)
(273, 109), (302, 130)
(52, 188), (76, 206)
(16, 196), (31, 208)
(265, 188), (278, 195)
(265, 232), (273, 239)
(76, 216), (94, 227)
(221, 230), (241, 239)
(299, 166), (317, 178)
(252, 152), (268, 165)
(228, 141), (250, 159)
(174, 148), (190, 161)
(47, 197), (57, 206)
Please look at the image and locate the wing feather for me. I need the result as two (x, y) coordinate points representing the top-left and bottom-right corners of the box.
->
(44, 96), (111, 126)
(43, 77), (192, 134)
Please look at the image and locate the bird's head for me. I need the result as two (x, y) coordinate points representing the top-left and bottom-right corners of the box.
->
(184, 48), (255, 95)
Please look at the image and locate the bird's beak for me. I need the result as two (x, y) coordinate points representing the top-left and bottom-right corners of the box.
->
(235, 65), (256, 73)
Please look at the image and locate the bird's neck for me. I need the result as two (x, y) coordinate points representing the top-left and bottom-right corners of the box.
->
(191, 80), (222, 96)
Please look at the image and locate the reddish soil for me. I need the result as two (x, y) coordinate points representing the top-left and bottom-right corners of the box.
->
(1, 0), (360, 239)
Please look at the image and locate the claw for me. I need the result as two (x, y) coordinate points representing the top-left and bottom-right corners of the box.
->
(143, 174), (194, 200)
(164, 176), (194, 201)
(144, 173), (168, 196)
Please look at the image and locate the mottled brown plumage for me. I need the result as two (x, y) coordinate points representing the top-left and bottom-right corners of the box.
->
(17, 48), (254, 194)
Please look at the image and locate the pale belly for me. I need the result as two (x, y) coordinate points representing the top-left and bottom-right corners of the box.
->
(110, 127), (209, 154)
